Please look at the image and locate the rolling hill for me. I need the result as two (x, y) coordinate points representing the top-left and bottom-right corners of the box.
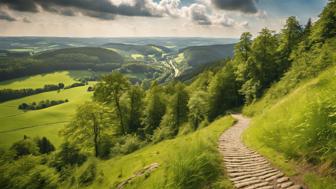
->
(177, 44), (234, 67)
(35, 47), (124, 63)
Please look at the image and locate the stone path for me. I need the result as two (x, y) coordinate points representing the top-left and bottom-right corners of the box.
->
(219, 114), (303, 189)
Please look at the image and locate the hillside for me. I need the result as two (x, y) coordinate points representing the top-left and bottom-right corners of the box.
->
(243, 67), (336, 188)
(178, 44), (234, 66)
(103, 43), (171, 54)
(35, 47), (124, 63)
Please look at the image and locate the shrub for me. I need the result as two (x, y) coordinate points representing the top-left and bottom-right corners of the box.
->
(36, 137), (55, 154)
(10, 136), (39, 157)
(18, 99), (68, 111)
(111, 135), (144, 156)
(169, 139), (223, 189)
(97, 137), (113, 159)
(78, 162), (97, 186)
(152, 126), (174, 143)
(56, 142), (86, 166)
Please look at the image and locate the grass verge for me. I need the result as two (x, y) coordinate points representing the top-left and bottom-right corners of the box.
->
(68, 116), (235, 189)
(243, 67), (336, 188)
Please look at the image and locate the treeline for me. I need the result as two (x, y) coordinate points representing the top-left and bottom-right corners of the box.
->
(18, 99), (68, 111)
(0, 83), (64, 103)
(0, 82), (86, 103)
(0, 57), (121, 82)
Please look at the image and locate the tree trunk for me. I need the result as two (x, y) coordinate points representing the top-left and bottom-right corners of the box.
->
(115, 98), (126, 135)
(92, 114), (99, 157)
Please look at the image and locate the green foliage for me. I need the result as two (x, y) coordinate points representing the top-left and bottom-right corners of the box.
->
(10, 136), (39, 157)
(123, 85), (145, 134)
(36, 137), (55, 154)
(311, 0), (336, 42)
(94, 72), (130, 135)
(244, 67), (336, 187)
(277, 16), (303, 73)
(188, 90), (209, 130)
(78, 162), (97, 186)
(18, 99), (68, 111)
(169, 139), (223, 189)
(63, 102), (113, 157)
(0, 156), (59, 189)
(55, 142), (86, 166)
(208, 63), (241, 120)
(111, 134), (144, 155)
(142, 83), (166, 136)
(159, 82), (189, 136)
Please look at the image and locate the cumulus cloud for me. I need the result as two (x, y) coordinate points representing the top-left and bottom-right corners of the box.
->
(0, 0), (160, 19)
(211, 0), (258, 13)
(0, 0), (249, 27)
(187, 4), (211, 25)
(0, 10), (16, 21)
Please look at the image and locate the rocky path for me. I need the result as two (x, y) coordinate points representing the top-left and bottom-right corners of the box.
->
(219, 114), (303, 189)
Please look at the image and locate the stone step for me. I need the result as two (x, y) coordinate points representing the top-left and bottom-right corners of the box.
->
(243, 181), (271, 189)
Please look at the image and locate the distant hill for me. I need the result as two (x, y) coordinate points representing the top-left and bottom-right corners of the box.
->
(102, 43), (172, 57)
(35, 47), (124, 63)
(178, 44), (234, 67)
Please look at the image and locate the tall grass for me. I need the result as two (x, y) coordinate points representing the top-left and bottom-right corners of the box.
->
(168, 138), (223, 189)
(244, 67), (336, 187)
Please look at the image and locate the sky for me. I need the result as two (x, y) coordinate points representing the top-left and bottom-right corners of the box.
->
(0, 0), (329, 38)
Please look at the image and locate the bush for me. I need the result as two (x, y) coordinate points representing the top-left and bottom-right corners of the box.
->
(111, 135), (144, 156)
(169, 139), (223, 189)
(18, 99), (68, 111)
(78, 162), (97, 186)
(36, 137), (55, 154)
(0, 156), (59, 189)
(97, 137), (113, 159)
(56, 142), (86, 166)
(152, 126), (174, 143)
(10, 136), (39, 158)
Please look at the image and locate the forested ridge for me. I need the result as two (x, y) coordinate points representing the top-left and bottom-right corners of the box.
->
(0, 1), (336, 188)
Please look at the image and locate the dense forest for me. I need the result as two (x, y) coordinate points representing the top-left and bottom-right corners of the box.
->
(0, 0), (335, 188)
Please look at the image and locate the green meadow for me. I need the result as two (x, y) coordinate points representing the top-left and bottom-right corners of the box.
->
(0, 72), (95, 148)
(0, 71), (91, 89)
(69, 116), (235, 189)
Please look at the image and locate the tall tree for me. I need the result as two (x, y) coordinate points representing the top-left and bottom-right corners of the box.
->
(252, 28), (279, 91)
(311, 0), (336, 41)
(62, 102), (112, 157)
(277, 16), (303, 73)
(141, 83), (166, 136)
(208, 63), (241, 120)
(94, 72), (130, 134)
(188, 90), (209, 130)
(124, 85), (144, 134)
(160, 83), (189, 135)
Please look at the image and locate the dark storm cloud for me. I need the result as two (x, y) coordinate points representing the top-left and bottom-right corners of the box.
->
(211, 0), (258, 13)
(0, 0), (158, 20)
(0, 0), (38, 12)
(0, 10), (16, 21)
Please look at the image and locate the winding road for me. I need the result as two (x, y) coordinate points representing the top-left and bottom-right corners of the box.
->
(219, 114), (303, 189)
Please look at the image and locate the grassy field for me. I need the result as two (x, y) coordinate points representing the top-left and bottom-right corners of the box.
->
(243, 67), (336, 188)
(0, 85), (93, 148)
(0, 71), (92, 89)
(69, 116), (235, 189)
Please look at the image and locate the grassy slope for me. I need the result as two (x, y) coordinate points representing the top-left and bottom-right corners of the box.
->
(243, 67), (336, 188)
(0, 71), (94, 89)
(0, 85), (93, 148)
(72, 116), (235, 189)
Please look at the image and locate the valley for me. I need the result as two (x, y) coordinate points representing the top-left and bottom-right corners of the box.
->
(0, 1), (335, 189)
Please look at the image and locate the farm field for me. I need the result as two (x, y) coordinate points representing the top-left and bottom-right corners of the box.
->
(0, 84), (93, 148)
(0, 71), (95, 89)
